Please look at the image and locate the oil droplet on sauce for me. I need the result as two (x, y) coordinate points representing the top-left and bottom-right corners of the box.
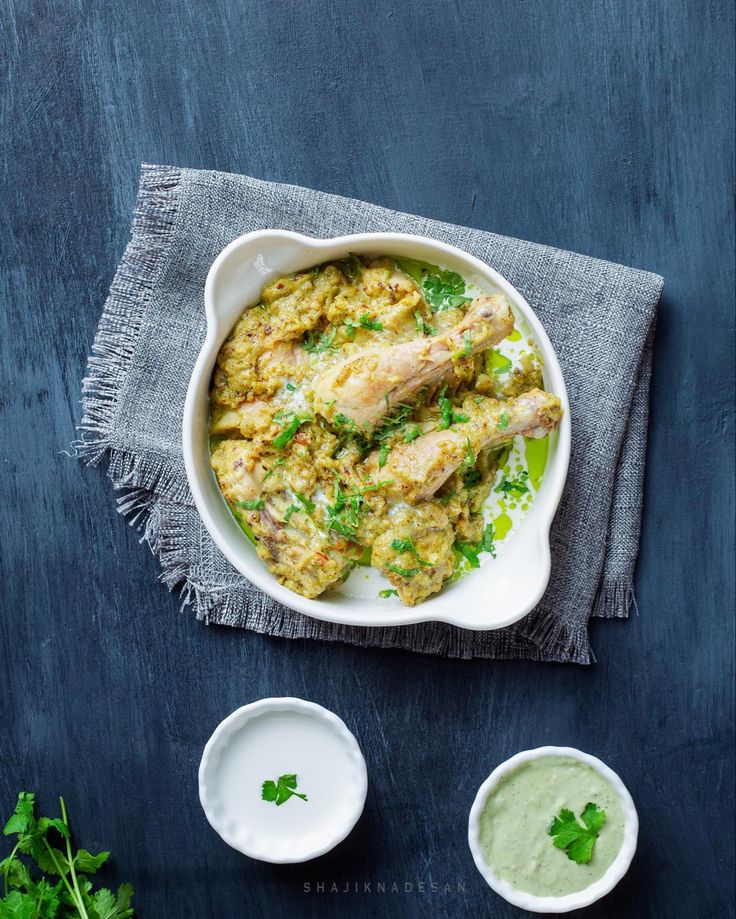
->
(493, 512), (513, 541)
(524, 435), (549, 491)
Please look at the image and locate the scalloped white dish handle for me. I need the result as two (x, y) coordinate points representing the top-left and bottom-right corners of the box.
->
(183, 230), (571, 630)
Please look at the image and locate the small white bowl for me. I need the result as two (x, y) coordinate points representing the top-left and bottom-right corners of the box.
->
(183, 230), (571, 631)
(198, 698), (367, 863)
(468, 746), (638, 913)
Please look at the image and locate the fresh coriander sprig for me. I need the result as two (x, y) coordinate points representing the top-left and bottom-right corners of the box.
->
(1, 792), (134, 918)
(261, 775), (308, 806)
(395, 258), (472, 313)
(548, 803), (607, 864)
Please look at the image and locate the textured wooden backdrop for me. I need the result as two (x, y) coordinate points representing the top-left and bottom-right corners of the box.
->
(1, 1), (734, 916)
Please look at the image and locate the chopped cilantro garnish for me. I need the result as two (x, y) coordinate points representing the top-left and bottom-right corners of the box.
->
(439, 489), (457, 506)
(284, 504), (300, 523)
(391, 537), (432, 567)
(455, 541), (480, 568)
(344, 318), (357, 340)
(334, 412), (356, 432)
(461, 438), (475, 469)
(480, 522), (497, 557)
(263, 458), (285, 480)
(379, 588), (399, 598)
(294, 491), (315, 512)
(437, 384), (470, 430)
(495, 471), (530, 495)
(496, 412), (510, 430)
(403, 424), (422, 443)
(378, 442), (390, 468)
(374, 401), (414, 445)
(455, 523), (496, 568)
(548, 803), (607, 864)
(340, 252), (362, 280)
(359, 314), (383, 331)
(387, 563), (420, 578)
(463, 468), (482, 488)
(360, 480), (392, 493)
(324, 480), (389, 541)
(464, 331), (472, 356)
(303, 326), (338, 354)
(415, 311), (438, 336)
(236, 498), (265, 511)
(229, 503), (257, 544)
(285, 382), (298, 392)
(273, 413), (310, 450)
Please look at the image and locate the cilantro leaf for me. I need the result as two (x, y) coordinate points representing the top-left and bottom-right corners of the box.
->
(455, 522), (496, 569)
(454, 541), (480, 568)
(494, 471), (530, 496)
(340, 253), (362, 280)
(302, 327), (338, 354)
(378, 589), (398, 598)
(261, 774), (308, 806)
(414, 311), (437, 336)
(548, 802), (607, 864)
(395, 257), (472, 313)
(359, 314), (383, 331)
(580, 801), (608, 835)
(294, 491), (315, 513)
(390, 538), (431, 567)
(283, 504), (300, 523)
(273, 413), (310, 450)
(235, 498), (265, 511)
(387, 563), (420, 578)
(262, 458), (285, 480)
(496, 412), (510, 430)
(437, 385), (469, 430)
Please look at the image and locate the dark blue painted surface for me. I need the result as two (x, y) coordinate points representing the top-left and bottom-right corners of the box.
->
(2, 1), (734, 916)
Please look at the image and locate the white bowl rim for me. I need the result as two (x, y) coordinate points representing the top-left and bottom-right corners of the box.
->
(183, 229), (571, 630)
(198, 696), (368, 863)
(467, 745), (639, 913)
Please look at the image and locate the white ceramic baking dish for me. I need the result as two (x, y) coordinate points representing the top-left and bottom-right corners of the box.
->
(182, 231), (570, 630)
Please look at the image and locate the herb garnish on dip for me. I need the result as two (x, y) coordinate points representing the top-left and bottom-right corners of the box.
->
(478, 756), (625, 897)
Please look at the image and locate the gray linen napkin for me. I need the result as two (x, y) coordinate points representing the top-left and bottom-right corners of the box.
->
(77, 164), (662, 663)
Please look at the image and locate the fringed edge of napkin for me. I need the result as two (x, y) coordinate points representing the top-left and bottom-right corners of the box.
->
(75, 164), (183, 472)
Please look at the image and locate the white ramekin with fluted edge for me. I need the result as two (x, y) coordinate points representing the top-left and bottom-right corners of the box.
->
(182, 230), (571, 631)
(198, 697), (368, 863)
(468, 746), (638, 913)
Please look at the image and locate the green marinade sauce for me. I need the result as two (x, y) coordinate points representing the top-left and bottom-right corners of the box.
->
(478, 756), (625, 897)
